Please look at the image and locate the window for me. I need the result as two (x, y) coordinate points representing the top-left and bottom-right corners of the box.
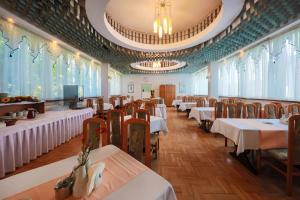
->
(0, 19), (101, 100)
(108, 68), (121, 95)
(192, 67), (208, 95)
(217, 27), (300, 100)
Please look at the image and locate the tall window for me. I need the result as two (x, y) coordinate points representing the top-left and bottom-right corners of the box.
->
(192, 67), (208, 95)
(217, 27), (300, 100)
(108, 68), (121, 95)
(0, 19), (101, 100)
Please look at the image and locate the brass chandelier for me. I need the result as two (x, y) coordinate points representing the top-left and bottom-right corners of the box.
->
(153, 0), (172, 38)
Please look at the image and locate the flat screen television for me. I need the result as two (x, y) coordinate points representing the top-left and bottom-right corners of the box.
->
(63, 85), (84, 108)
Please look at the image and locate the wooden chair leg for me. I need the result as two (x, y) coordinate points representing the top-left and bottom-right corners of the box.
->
(225, 137), (228, 147)
(286, 164), (293, 196)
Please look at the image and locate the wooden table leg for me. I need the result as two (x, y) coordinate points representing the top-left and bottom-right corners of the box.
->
(256, 149), (261, 171)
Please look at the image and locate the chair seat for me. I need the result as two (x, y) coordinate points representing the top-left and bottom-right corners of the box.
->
(266, 148), (288, 161)
(150, 134), (159, 145)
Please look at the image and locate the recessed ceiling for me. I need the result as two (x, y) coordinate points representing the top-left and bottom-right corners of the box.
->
(86, 0), (244, 52)
(106, 0), (221, 33)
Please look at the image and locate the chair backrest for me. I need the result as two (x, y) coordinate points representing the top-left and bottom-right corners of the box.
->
(122, 118), (151, 167)
(134, 109), (150, 123)
(182, 96), (187, 102)
(208, 98), (217, 107)
(109, 97), (116, 108)
(196, 98), (206, 107)
(245, 104), (257, 119)
(86, 99), (94, 109)
(288, 115), (300, 164)
(236, 102), (244, 118)
(145, 102), (156, 116)
(107, 109), (124, 147)
(189, 96), (194, 102)
(226, 104), (237, 118)
(215, 102), (226, 118)
(253, 102), (262, 118)
(96, 98), (104, 114)
(264, 103), (278, 119)
(221, 99), (229, 104)
(288, 104), (300, 115)
(123, 103), (134, 116)
(82, 117), (108, 150)
(228, 98), (237, 104)
(272, 102), (284, 118)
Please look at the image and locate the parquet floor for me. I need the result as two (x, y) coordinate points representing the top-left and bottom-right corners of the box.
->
(4, 108), (300, 199)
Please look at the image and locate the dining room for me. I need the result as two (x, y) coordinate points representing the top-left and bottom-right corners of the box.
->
(0, 0), (300, 200)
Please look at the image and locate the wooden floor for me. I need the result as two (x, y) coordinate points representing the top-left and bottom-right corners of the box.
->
(4, 108), (300, 199)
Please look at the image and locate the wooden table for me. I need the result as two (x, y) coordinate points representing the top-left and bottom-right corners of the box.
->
(0, 145), (177, 200)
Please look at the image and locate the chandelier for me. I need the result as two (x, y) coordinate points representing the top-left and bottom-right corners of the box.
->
(153, 0), (172, 38)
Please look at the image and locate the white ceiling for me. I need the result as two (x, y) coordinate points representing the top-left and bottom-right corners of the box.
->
(106, 0), (221, 33)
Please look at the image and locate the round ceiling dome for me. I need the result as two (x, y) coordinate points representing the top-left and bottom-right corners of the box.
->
(130, 60), (187, 73)
(86, 0), (244, 52)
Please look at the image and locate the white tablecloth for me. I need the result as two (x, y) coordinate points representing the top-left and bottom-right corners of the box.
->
(92, 103), (114, 114)
(171, 100), (182, 107)
(188, 107), (215, 123)
(0, 108), (93, 178)
(0, 145), (177, 200)
(156, 104), (167, 119)
(178, 102), (196, 111)
(124, 115), (168, 134)
(211, 119), (288, 154)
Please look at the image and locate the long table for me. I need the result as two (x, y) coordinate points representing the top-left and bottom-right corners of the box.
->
(0, 108), (94, 178)
(0, 145), (177, 200)
(211, 118), (288, 155)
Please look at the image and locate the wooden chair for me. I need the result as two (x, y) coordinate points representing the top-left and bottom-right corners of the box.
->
(288, 104), (300, 115)
(145, 102), (156, 116)
(82, 117), (108, 150)
(109, 97), (116, 108)
(182, 96), (187, 102)
(244, 104), (257, 119)
(226, 104), (237, 118)
(264, 104), (278, 119)
(272, 102), (284, 118)
(208, 98), (217, 107)
(96, 97), (107, 119)
(86, 98), (94, 109)
(134, 109), (151, 122)
(134, 109), (160, 159)
(122, 118), (151, 167)
(236, 102), (244, 118)
(228, 98), (237, 104)
(123, 103), (134, 116)
(196, 98), (206, 107)
(221, 99), (229, 104)
(264, 115), (300, 195)
(215, 102), (226, 118)
(253, 102), (262, 118)
(107, 109), (124, 147)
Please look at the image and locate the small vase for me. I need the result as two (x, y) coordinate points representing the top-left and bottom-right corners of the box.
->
(72, 165), (88, 198)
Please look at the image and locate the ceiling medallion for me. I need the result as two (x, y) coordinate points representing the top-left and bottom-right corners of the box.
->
(130, 60), (186, 73)
(153, 0), (172, 38)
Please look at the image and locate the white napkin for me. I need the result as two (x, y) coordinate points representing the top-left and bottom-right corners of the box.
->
(86, 162), (106, 195)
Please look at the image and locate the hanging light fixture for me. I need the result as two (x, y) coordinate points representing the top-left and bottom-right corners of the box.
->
(153, 0), (172, 38)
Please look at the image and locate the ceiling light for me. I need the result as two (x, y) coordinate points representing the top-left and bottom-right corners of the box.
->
(7, 18), (14, 23)
(153, 0), (172, 38)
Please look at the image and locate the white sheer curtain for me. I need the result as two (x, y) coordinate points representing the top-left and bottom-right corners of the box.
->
(218, 57), (239, 97)
(108, 68), (121, 95)
(192, 67), (208, 95)
(0, 19), (101, 100)
(217, 26), (300, 100)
